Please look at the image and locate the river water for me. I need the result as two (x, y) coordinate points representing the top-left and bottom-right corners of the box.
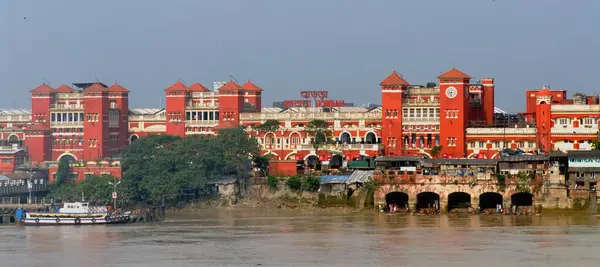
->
(2, 209), (600, 267)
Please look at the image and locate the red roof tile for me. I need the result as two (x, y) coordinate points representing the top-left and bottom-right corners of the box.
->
(165, 81), (188, 92)
(218, 81), (242, 91)
(84, 83), (107, 93)
(380, 71), (410, 86)
(55, 84), (75, 93)
(108, 82), (129, 93)
(30, 84), (54, 93)
(188, 82), (210, 92)
(241, 80), (263, 92)
(438, 68), (472, 79)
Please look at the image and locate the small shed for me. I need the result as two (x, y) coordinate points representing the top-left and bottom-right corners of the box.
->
(206, 178), (239, 205)
(320, 175), (350, 195)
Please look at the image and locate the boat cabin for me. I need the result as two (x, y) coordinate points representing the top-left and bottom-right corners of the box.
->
(59, 202), (106, 214)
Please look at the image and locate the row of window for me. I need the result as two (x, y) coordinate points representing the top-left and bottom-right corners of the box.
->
(385, 110), (398, 119)
(52, 137), (121, 146)
(403, 125), (440, 131)
(185, 111), (220, 121)
(403, 108), (441, 119)
(556, 118), (598, 126)
(468, 140), (536, 149)
(445, 110), (459, 119)
(51, 112), (84, 122)
(403, 135), (441, 148)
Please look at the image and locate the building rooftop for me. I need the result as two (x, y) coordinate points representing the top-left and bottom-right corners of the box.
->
(0, 109), (31, 116)
(567, 150), (600, 159)
(129, 108), (164, 115)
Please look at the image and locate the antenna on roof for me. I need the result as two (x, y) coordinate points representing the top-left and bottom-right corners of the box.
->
(41, 77), (51, 86)
(177, 78), (186, 84)
(94, 77), (102, 84)
(228, 75), (239, 84)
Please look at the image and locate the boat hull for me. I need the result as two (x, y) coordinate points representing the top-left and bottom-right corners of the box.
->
(22, 215), (131, 226)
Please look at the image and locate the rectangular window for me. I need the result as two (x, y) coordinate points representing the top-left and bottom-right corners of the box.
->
(403, 108), (408, 118)
(51, 113), (56, 122)
(409, 109), (414, 118)
(416, 108), (421, 118)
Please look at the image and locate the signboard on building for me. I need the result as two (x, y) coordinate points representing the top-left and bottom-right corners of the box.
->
(283, 100), (311, 108)
(282, 91), (345, 108)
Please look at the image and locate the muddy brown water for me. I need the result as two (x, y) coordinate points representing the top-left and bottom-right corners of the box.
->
(2, 209), (600, 267)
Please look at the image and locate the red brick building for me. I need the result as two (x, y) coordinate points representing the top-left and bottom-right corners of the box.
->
(0, 67), (599, 175)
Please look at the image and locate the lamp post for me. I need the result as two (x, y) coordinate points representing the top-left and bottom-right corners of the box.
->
(108, 178), (121, 211)
(25, 164), (37, 205)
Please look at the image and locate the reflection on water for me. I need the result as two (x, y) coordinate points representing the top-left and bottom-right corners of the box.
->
(2, 210), (600, 266)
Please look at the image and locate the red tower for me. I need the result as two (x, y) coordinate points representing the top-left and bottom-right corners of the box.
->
(164, 81), (187, 137)
(24, 123), (52, 163)
(83, 83), (110, 160)
(438, 68), (471, 158)
(480, 78), (495, 125)
(536, 86), (552, 152)
(30, 84), (54, 123)
(218, 81), (244, 129)
(380, 71), (409, 156)
(108, 83), (130, 150)
(241, 80), (263, 112)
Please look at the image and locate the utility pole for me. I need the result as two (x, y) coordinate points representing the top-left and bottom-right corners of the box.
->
(25, 163), (37, 204)
(108, 177), (121, 211)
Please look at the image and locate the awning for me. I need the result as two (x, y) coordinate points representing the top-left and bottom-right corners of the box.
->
(346, 170), (373, 184)
(320, 175), (350, 184)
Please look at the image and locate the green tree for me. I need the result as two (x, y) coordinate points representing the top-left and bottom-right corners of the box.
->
(431, 146), (443, 158)
(592, 131), (600, 150)
(48, 175), (115, 205)
(55, 157), (71, 185)
(253, 119), (280, 133)
(117, 128), (261, 204)
(306, 119), (332, 169)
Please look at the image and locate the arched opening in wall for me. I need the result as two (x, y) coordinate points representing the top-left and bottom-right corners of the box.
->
(264, 133), (276, 147)
(329, 154), (343, 169)
(416, 192), (440, 210)
(479, 192), (503, 211)
(385, 192), (409, 211)
(511, 192), (533, 207)
(58, 154), (76, 163)
(306, 155), (318, 168)
(7, 134), (19, 145)
(365, 132), (377, 144)
(289, 132), (301, 147)
(129, 135), (139, 144)
(340, 132), (351, 144)
(447, 192), (471, 212)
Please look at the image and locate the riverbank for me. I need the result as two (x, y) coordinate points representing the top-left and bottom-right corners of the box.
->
(173, 195), (371, 215)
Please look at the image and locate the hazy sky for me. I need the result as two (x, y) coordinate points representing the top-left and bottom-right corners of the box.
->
(1, 0), (599, 112)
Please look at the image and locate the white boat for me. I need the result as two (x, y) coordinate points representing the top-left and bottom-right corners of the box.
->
(22, 202), (131, 226)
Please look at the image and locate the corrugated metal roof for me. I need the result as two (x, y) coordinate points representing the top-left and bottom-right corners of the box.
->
(424, 158), (498, 166)
(261, 107), (283, 113)
(0, 109), (31, 116)
(567, 150), (600, 159)
(320, 175), (350, 184)
(129, 108), (164, 115)
(499, 155), (548, 162)
(375, 156), (422, 162)
(346, 170), (373, 184)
